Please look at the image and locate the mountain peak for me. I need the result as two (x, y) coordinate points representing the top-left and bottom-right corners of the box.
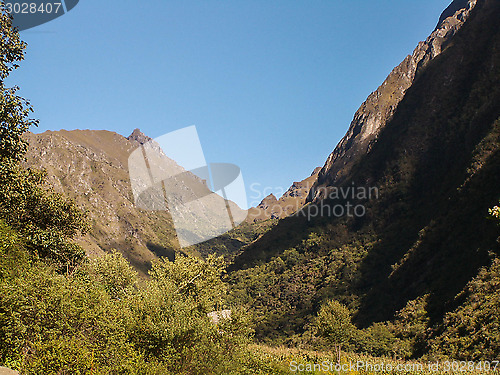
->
(258, 194), (278, 208)
(127, 128), (152, 145)
(311, 167), (321, 176)
(309, 0), (478, 201)
(436, 0), (472, 29)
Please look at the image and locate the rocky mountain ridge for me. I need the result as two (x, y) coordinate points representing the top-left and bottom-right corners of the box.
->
(23, 129), (179, 274)
(127, 128), (152, 145)
(247, 167), (321, 221)
(310, 0), (478, 200)
(23, 128), (253, 271)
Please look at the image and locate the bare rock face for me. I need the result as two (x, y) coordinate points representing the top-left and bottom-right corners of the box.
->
(127, 128), (152, 145)
(311, 167), (322, 176)
(310, 0), (478, 200)
(437, 0), (470, 27)
(257, 194), (278, 210)
(248, 167), (320, 221)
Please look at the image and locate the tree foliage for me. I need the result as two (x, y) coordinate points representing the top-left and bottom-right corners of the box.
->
(0, 241), (259, 374)
(0, 4), (38, 161)
(490, 202), (500, 223)
(0, 164), (88, 268)
(314, 300), (356, 349)
(0, 6), (87, 269)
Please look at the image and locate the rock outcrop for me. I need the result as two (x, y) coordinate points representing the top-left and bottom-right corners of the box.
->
(310, 0), (478, 200)
(127, 128), (152, 145)
(248, 167), (320, 221)
(0, 367), (19, 375)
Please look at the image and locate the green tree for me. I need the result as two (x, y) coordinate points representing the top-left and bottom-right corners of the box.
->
(314, 300), (356, 362)
(358, 322), (404, 358)
(0, 6), (88, 269)
(0, 3), (38, 162)
(390, 295), (430, 357)
(0, 166), (89, 268)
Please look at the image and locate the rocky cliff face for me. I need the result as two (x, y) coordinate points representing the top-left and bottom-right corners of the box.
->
(310, 0), (478, 200)
(247, 167), (320, 221)
(127, 128), (152, 145)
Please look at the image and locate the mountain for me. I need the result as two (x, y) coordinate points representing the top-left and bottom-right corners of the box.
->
(228, 0), (500, 357)
(23, 128), (247, 274)
(247, 167), (321, 221)
(127, 128), (152, 144)
(309, 0), (478, 200)
(23, 129), (180, 274)
(196, 167), (324, 262)
(23, 127), (262, 275)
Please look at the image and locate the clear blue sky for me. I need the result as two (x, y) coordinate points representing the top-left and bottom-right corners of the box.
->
(11, 0), (452, 207)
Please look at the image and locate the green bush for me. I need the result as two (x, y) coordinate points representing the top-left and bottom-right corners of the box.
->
(0, 238), (264, 374)
(0, 163), (88, 269)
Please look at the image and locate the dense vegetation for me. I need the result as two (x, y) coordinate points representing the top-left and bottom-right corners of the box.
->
(0, 238), (267, 373)
(189, 220), (278, 261)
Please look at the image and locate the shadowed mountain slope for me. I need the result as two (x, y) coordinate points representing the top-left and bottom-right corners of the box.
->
(309, 0), (478, 200)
